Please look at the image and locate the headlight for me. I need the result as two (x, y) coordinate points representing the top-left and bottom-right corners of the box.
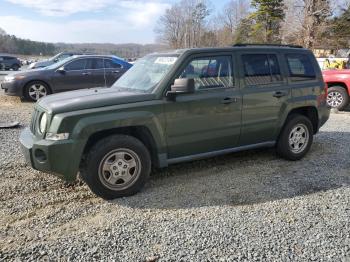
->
(4, 76), (15, 82)
(4, 75), (25, 82)
(39, 113), (48, 133)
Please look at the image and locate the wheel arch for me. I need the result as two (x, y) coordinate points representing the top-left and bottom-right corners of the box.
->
(82, 126), (160, 168)
(327, 82), (349, 95)
(23, 79), (52, 97)
(284, 106), (319, 135)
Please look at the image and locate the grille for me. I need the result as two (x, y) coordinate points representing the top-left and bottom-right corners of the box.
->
(30, 109), (40, 134)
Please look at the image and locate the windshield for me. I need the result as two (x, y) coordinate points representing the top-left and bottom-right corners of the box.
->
(112, 54), (178, 92)
(50, 53), (61, 61)
(44, 56), (75, 70)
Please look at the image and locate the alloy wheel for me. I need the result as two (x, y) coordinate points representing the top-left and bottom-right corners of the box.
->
(288, 123), (309, 154)
(327, 91), (344, 108)
(98, 148), (141, 190)
(28, 84), (47, 101)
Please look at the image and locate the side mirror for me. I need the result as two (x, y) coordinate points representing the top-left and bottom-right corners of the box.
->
(167, 78), (195, 100)
(54, 58), (59, 62)
(57, 66), (66, 74)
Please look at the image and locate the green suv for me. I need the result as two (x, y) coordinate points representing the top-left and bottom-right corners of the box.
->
(20, 45), (330, 199)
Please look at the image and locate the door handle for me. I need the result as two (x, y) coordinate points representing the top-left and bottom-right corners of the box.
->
(221, 97), (238, 104)
(82, 72), (91, 76)
(273, 91), (287, 98)
(112, 70), (120, 73)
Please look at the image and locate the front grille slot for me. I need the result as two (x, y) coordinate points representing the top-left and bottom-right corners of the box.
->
(30, 109), (40, 134)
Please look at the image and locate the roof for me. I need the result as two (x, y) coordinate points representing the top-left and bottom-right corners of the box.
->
(70, 54), (132, 66)
(152, 44), (308, 56)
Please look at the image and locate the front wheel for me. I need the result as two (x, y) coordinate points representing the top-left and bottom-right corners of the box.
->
(276, 115), (313, 161)
(24, 81), (50, 102)
(81, 135), (151, 199)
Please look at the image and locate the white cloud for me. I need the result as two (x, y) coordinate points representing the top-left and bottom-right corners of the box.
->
(5, 0), (114, 16)
(0, 15), (154, 43)
(121, 2), (170, 27)
(0, 1), (170, 43)
(5, 0), (170, 18)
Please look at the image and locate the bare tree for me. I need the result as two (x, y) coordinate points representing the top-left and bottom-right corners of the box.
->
(155, 3), (186, 49)
(220, 0), (250, 35)
(280, 0), (304, 44)
(155, 0), (211, 49)
(302, 0), (332, 48)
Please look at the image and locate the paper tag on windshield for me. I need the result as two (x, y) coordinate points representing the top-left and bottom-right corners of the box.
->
(155, 57), (177, 65)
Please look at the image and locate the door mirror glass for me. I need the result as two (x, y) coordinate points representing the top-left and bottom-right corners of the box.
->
(167, 78), (195, 100)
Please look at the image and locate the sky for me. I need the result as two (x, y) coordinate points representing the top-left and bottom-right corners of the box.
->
(0, 0), (228, 44)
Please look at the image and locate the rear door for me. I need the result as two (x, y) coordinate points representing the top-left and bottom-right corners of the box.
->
(86, 58), (106, 87)
(164, 53), (242, 159)
(238, 51), (290, 145)
(104, 59), (125, 86)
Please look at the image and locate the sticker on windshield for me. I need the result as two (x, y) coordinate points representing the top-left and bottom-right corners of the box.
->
(155, 57), (177, 65)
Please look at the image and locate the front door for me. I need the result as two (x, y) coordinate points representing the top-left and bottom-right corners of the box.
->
(238, 52), (291, 146)
(52, 58), (97, 92)
(164, 54), (242, 159)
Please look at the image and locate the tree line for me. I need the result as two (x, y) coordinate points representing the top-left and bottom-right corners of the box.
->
(0, 28), (167, 58)
(155, 0), (350, 50)
(0, 28), (56, 56)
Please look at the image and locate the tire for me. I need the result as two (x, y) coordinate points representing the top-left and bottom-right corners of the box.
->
(327, 86), (349, 111)
(81, 135), (151, 199)
(11, 64), (20, 71)
(276, 114), (314, 161)
(24, 81), (51, 102)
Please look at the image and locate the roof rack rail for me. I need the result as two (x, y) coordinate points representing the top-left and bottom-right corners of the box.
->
(233, 43), (303, 48)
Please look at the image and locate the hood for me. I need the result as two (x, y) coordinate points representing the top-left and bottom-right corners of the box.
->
(322, 69), (350, 76)
(8, 67), (50, 77)
(30, 60), (54, 68)
(38, 88), (156, 114)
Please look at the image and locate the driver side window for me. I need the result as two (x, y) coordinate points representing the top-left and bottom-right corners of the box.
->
(65, 59), (87, 71)
(179, 56), (234, 90)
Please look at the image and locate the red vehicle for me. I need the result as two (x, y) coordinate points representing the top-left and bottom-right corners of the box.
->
(323, 69), (350, 110)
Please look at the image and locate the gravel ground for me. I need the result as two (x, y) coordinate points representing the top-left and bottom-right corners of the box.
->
(0, 90), (349, 261)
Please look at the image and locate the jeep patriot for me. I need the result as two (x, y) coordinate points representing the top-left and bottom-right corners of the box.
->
(20, 45), (330, 199)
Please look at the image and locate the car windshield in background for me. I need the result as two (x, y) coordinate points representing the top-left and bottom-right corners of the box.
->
(113, 54), (179, 92)
(44, 57), (74, 70)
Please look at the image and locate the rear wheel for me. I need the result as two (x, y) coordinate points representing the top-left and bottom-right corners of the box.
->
(327, 86), (349, 110)
(11, 64), (20, 71)
(24, 81), (50, 102)
(276, 114), (313, 161)
(81, 135), (151, 199)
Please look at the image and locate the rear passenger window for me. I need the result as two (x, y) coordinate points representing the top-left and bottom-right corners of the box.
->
(286, 54), (316, 81)
(179, 56), (234, 90)
(104, 59), (122, 69)
(243, 54), (282, 86)
(93, 58), (105, 69)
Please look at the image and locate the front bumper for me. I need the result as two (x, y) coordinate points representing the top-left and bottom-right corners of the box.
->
(20, 128), (80, 182)
(1, 80), (22, 96)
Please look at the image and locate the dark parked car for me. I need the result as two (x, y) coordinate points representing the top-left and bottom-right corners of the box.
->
(0, 55), (21, 71)
(1, 55), (132, 101)
(28, 52), (92, 69)
(20, 45), (330, 199)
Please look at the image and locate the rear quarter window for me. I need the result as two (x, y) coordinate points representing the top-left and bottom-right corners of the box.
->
(286, 54), (316, 81)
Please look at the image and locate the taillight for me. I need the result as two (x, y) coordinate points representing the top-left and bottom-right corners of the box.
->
(318, 82), (328, 106)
